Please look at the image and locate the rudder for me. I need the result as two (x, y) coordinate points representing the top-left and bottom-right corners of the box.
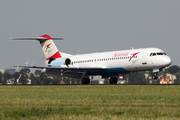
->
(38, 34), (62, 60)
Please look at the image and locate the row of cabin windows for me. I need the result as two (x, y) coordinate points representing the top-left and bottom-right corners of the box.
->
(72, 56), (137, 64)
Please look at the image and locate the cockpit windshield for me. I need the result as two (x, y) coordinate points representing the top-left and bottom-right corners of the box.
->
(163, 52), (167, 55)
(150, 52), (167, 56)
(150, 53), (156, 56)
(157, 53), (163, 55)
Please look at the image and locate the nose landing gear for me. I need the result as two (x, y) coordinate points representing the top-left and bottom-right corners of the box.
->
(152, 68), (159, 80)
(152, 73), (158, 79)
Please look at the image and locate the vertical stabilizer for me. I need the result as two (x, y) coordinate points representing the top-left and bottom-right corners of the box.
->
(38, 34), (62, 60)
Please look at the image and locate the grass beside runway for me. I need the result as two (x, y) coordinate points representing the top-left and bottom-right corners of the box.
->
(0, 85), (180, 119)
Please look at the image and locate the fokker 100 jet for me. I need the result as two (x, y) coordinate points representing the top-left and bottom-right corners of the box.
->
(10, 34), (171, 84)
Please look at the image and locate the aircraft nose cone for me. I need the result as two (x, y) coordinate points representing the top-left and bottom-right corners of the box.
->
(163, 56), (171, 67)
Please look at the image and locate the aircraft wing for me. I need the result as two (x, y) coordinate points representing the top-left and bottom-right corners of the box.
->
(14, 65), (103, 71)
(14, 65), (104, 79)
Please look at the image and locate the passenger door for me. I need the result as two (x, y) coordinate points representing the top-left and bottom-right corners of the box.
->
(142, 53), (147, 65)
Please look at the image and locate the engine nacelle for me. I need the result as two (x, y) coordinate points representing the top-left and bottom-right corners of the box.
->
(48, 57), (71, 67)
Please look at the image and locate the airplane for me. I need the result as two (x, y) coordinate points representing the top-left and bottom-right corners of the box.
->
(10, 34), (172, 84)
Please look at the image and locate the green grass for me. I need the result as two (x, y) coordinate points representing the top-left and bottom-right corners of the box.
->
(0, 85), (180, 119)
(1, 106), (180, 120)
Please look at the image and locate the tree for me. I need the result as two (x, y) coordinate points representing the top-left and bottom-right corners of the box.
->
(13, 72), (20, 84)
(166, 65), (180, 84)
(30, 73), (36, 84)
(19, 75), (28, 84)
(19, 68), (30, 84)
(34, 70), (42, 84)
(174, 73), (180, 84)
(0, 71), (2, 84)
(166, 65), (180, 75)
(51, 76), (61, 84)
(39, 72), (52, 84)
(128, 72), (146, 85)
(3, 72), (13, 85)
(35, 70), (42, 77)
(32, 70), (52, 84)
(19, 68), (30, 74)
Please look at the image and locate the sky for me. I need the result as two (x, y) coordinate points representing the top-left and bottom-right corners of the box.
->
(1, 0), (180, 71)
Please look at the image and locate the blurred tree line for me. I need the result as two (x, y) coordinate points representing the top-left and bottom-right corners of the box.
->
(128, 65), (180, 84)
(0, 68), (81, 85)
(0, 65), (180, 85)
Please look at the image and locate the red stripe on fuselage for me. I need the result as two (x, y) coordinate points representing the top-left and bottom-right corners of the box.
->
(129, 52), (140, 61)
(46, 51), (62, 60)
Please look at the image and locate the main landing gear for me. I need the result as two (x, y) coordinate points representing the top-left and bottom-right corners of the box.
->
(82, 77), (90, 84)
(81, 76), (118, 84)
(109, 77), (118, 84)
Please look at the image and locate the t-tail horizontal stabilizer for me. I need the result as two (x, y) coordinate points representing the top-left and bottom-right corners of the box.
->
(9, 37), (63, 41)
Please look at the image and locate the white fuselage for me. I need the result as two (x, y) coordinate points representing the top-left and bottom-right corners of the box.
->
(47, 47), (171, 77)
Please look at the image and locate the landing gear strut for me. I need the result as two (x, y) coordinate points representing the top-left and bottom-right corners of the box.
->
(82, 77), (90, 84)
(109, 77), (118, 84)
(152, 73), (158, 80)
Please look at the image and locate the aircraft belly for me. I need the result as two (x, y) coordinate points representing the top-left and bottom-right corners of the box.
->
(88, 67), (129, 75)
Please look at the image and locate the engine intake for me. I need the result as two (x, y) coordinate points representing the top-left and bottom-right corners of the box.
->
(48, 57), (71, 67)
(65, 58), (71, 66)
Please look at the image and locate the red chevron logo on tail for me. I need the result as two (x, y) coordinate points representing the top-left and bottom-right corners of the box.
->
(45, 43), (52, 52)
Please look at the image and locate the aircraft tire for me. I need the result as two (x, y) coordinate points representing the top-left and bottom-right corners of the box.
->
(109, 77), (118, 84)
(82, 77), (90, 84)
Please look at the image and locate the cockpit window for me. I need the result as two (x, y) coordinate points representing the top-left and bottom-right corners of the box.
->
(150, 52), (167, 56)
(150, 53), (156, 56)
(157, 53), (163, 55)
(153, 53), (156, 56)
(163, 52), (167, 55)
